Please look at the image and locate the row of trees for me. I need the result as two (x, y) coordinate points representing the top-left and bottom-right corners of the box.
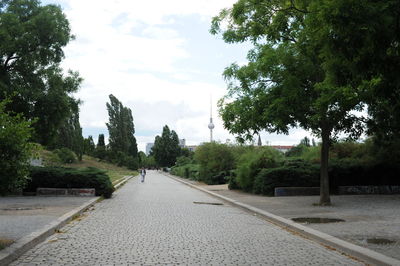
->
(0, 1), (142, 193)
(211, 0), (400, 205)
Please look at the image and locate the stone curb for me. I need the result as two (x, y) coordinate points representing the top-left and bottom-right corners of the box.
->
(0, 174), (137, 265)
(0, 197), (100, 266)
(164, 173), (400, 266)
(114, 175), (136, 190)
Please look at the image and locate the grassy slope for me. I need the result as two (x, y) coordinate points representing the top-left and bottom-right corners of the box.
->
(40, 151), (138, 184)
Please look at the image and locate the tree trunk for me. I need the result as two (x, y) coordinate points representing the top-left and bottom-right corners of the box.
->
(319, 126), (331, 205)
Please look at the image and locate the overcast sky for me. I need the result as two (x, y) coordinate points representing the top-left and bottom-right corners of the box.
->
(44, 0), (313, 151)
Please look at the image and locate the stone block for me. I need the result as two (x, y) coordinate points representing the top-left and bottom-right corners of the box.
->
(36, 188), (95, 196)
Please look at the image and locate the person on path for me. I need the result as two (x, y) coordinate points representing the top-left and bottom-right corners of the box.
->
(140, 168), (146, 183)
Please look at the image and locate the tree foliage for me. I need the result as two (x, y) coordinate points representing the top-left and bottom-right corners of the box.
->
(0, 99), (36, 195)
(83, 135), (95, 156)
(152, 125), (181, 167)
(311, 0), (400, 141)
(211, 0), (371, 204)
(194, 142), (235, 185)
(106, 94), (138, 158)
(0, 0), (82, 145)
(105, 94), (138, 169)
(50, 103), (83, 160)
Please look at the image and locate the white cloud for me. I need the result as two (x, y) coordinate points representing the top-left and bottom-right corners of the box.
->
(56, 0), (308, 152)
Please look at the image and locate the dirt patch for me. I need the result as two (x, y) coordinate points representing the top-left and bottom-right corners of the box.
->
(0, 238), (14, 250)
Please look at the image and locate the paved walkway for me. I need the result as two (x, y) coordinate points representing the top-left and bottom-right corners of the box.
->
(195, 183), (400, 261)
(0, 196), (96, 242)
(12, 171), (362, 265)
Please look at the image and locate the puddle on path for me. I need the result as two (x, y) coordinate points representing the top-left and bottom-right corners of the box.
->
(1, 207), (43, 211)
(292, 217), (345, 224)
(367, 238), (396, 245)
(193, 201), (223, 206)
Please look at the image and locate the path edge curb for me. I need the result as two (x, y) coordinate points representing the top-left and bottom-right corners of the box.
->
(164, 173), (400, 266)
(0, 197), (100, 266)
(114, 175), (136, 190)
(0, 174), (137, 265)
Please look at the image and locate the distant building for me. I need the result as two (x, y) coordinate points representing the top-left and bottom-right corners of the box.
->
(179, 139), (186, 148)
(186, 145), (198, 152)
(146, 143), (154, 155)
(271, 145), (294, 153)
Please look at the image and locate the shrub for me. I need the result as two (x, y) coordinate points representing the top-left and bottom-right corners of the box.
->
(299, 146), (321, 163)
(0, 100), (36, 195)
(26, 166), (115, 198)
(226, 170), (239, 189)
(253, 161), (320, 195)
(53, 148), (77, 164)
(171, 163), (200, 180)
(235, 147), (283, 192)
(194, 142), (235, 185)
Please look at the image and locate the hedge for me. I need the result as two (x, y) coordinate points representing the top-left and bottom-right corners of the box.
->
(251, 159), (400, 196)
(253, 161), (320, 195)
(329, 160), (400, 192)
(26, 166), (115, 198)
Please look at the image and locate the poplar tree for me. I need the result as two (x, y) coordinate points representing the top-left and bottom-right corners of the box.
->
(106, 94), (138, 163)
(152, 125), (181, 167)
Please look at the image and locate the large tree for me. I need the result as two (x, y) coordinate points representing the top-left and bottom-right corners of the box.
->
(0, 0), (82, 145)
(152, 125), (181, 167)
(211, 0), (367, 205)
(311, 0), (400, 142)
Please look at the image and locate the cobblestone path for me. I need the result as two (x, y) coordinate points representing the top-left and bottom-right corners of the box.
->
(12, 171), (362, 265)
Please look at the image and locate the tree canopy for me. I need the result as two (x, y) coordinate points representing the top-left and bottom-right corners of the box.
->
(0, 0), (82, 145)
(152, 125), (181, 167)
(210, 0), (392, 204)
(50, 103), (84, 160)
(106, 94), (138, 158)
(105, 94), (138, 169)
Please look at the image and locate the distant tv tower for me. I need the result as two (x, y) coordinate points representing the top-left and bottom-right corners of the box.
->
(208, 96), (215, 142)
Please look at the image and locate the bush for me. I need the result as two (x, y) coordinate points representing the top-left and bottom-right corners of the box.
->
(235, 147), (283, 192)
(253, 160), (320, 195)
(26, 166), (115, 198)
(53, 148), (77, 164)
(171, 163), (200, 180)
(0, 100), (36, 195)
(194, 142), (235, 185)
(226, 170), (239, 189)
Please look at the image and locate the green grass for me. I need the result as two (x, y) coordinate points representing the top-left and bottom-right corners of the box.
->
(40, 152), (138, 184)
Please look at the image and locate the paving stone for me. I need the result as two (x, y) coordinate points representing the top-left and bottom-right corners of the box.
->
(11, 171), (362, 265)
